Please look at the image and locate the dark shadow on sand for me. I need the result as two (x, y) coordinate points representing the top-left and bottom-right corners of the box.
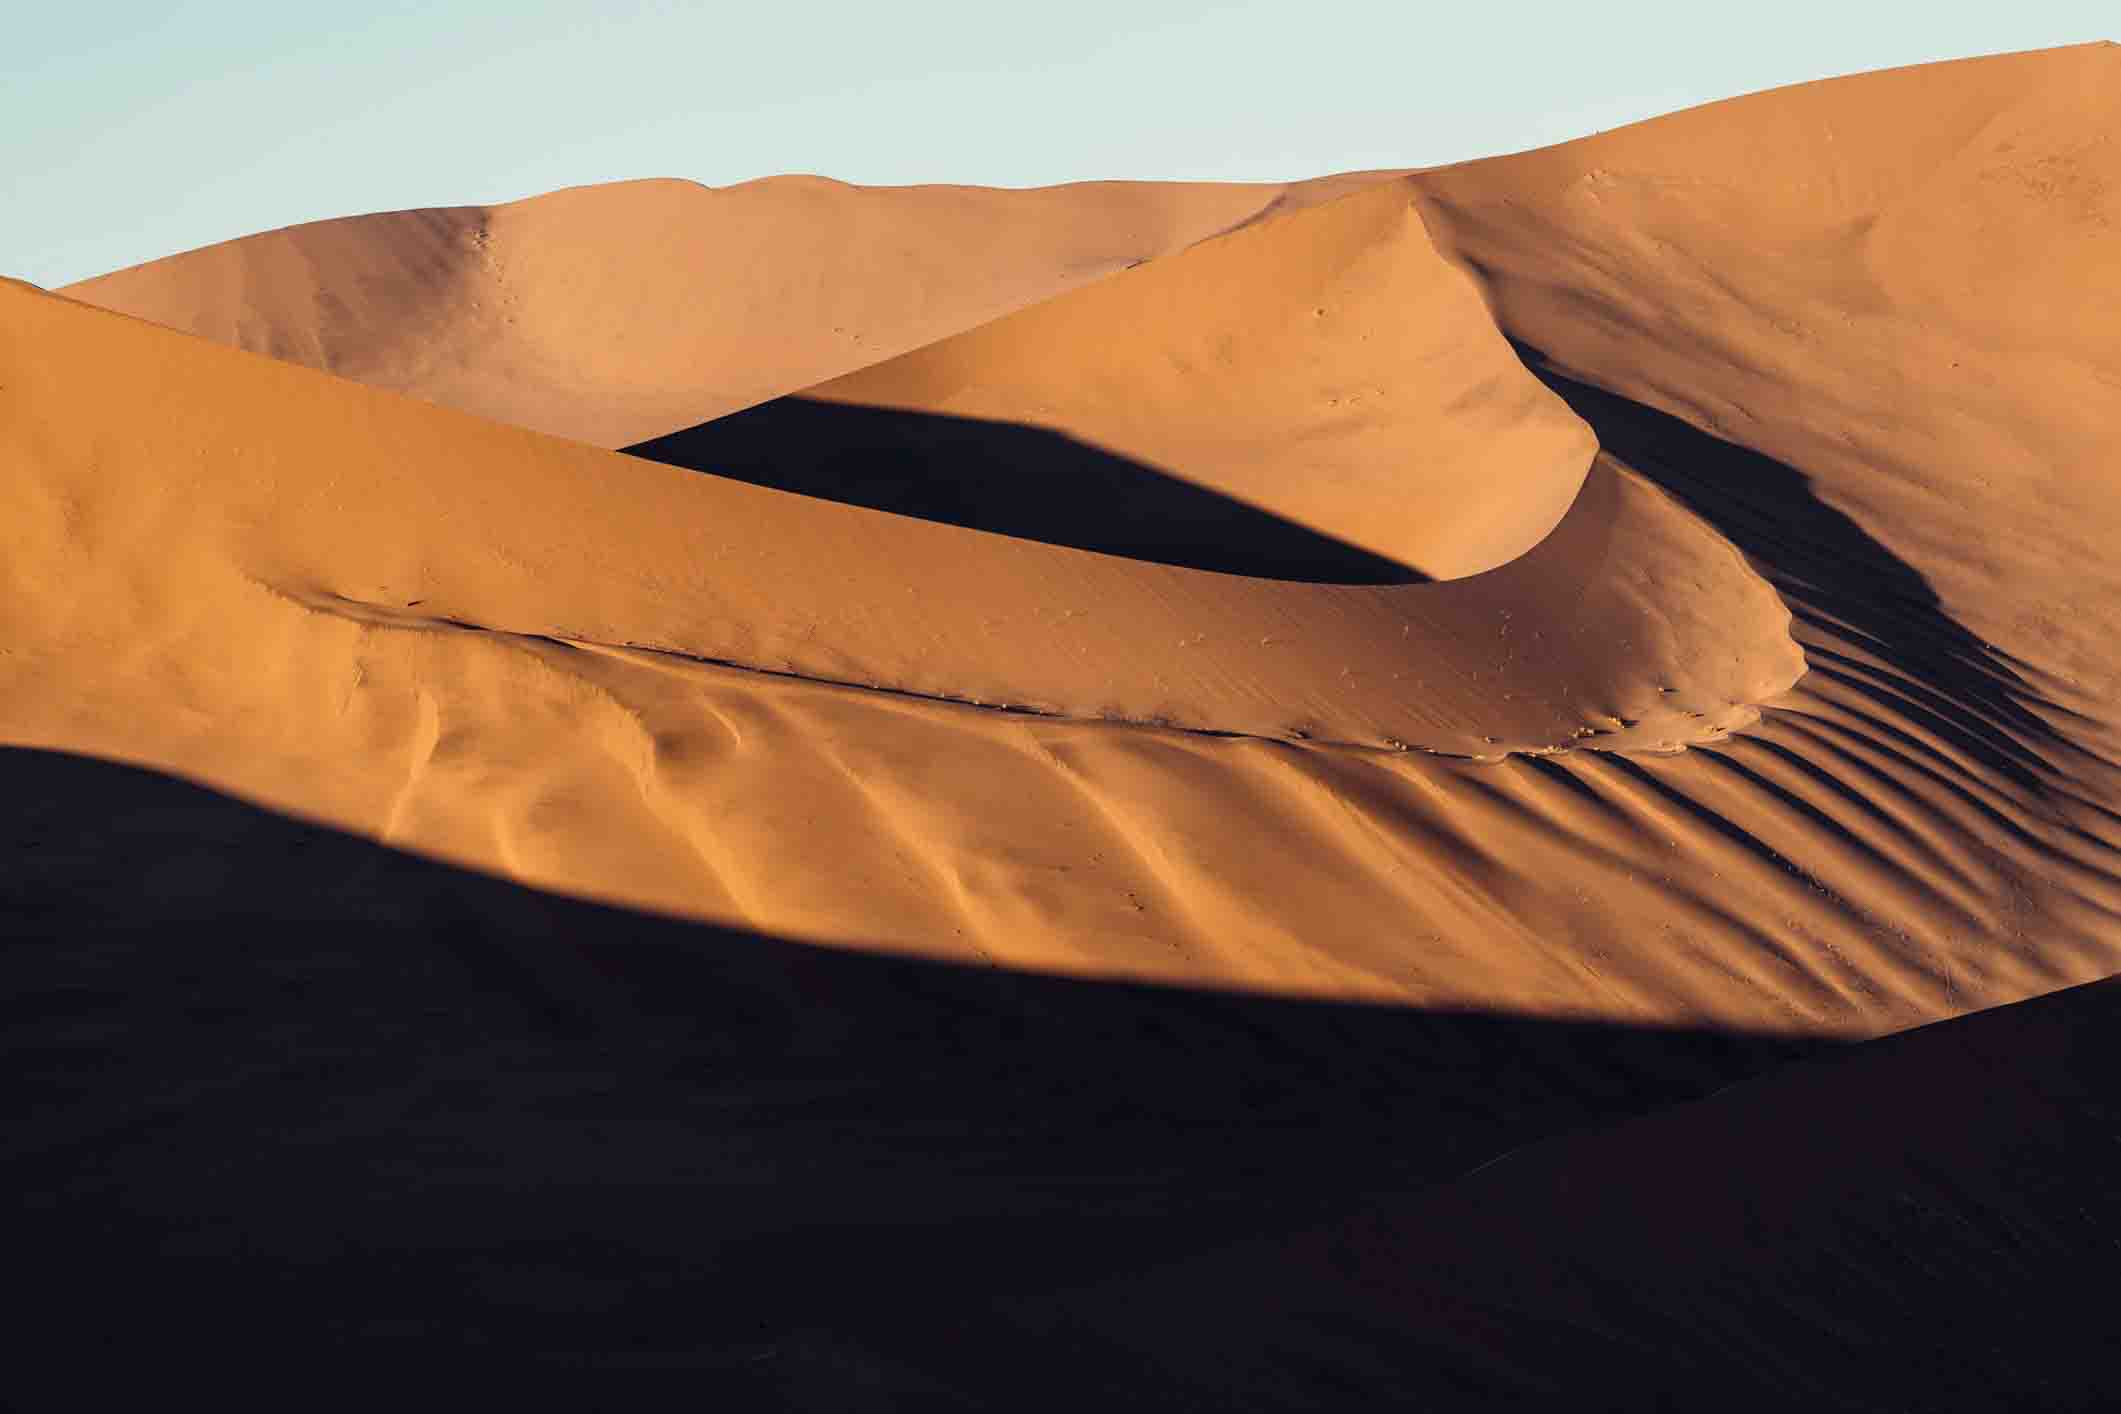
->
(6, 745), (1815, 1395)
(1514, 343), (2095, 788)
(623, 396), (1426, 583)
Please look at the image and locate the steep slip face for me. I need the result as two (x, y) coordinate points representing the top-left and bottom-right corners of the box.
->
(58, 173), (1401, 448)
(781, 178), (1593, 579)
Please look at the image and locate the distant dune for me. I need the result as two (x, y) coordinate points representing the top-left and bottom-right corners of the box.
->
(60, 171), (1397, 447)
(11, 40), (2121, 1404)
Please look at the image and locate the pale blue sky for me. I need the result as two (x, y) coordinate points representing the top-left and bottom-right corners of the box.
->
(7, 3), (2111, 287)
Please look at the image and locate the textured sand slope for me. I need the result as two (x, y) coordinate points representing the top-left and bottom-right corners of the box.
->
(602, 45), (2121, 1031)
(758, 178), (1594, 578)
(1386, 40), (2121, 1022)
(0, 751), (1839, 1398)
(1414, 42), (2121, 749)
(59, 172), (1400, 447)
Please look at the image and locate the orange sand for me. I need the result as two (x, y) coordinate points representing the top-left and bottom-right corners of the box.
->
(11, 40), (2121, 1401)
(21, 45), (2121, 1029)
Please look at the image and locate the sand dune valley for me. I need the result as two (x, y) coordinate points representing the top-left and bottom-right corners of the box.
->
(8, 41), (2121, 1406)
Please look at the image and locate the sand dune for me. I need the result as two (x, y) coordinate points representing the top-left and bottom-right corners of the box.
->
(1413, 42), (2121, 716)
(60, 172), (1399, 447)
(762, 177), (1594, 579)
(11, 48), (2121, 1032)
(11, 738), (2114, 1405)
(1, 273), (1807, 1010)
(8, 39), (2121, 1402)
(0, 753), (1841, 1397)
(966, 971), (2121, 1407)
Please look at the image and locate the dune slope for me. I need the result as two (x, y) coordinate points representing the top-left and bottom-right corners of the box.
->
(1395, 40), (2121, 1019)
(1, 751), (1841, 1399)
(0, 273), (1818, 1014)
(59, 172), (1399, 446)
(10, 46), (2121, 1403)
(963, 972), (2121, 1409)
(706, 177), (1596, 579)
(1416, 42), (2121, 721)
(8, 46), (2121, 1040)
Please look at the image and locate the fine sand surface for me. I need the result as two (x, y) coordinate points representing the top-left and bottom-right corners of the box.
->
(10, 40), (2121, 1406)
(61, 171), (1399, 447)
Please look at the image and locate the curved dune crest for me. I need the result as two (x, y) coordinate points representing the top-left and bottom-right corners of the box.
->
(0, 278), (1797, 762)
(1398, 44), (2121, 992)
(784, 179), (1593, 579)
(1412, 42), (2121, 720)
(58, 172), (1402, 447)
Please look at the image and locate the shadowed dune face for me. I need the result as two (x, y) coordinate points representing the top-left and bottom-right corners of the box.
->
(1519, 345), (2094, 792)
(799, 178), (1596, 581)
(12, 748), (2121, 1405)
(623, 397), (1426, 583)
(4, 743), (1836, 1393)
(1412, 42), (2121, 722)
(967, 972), (2121, 1409)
